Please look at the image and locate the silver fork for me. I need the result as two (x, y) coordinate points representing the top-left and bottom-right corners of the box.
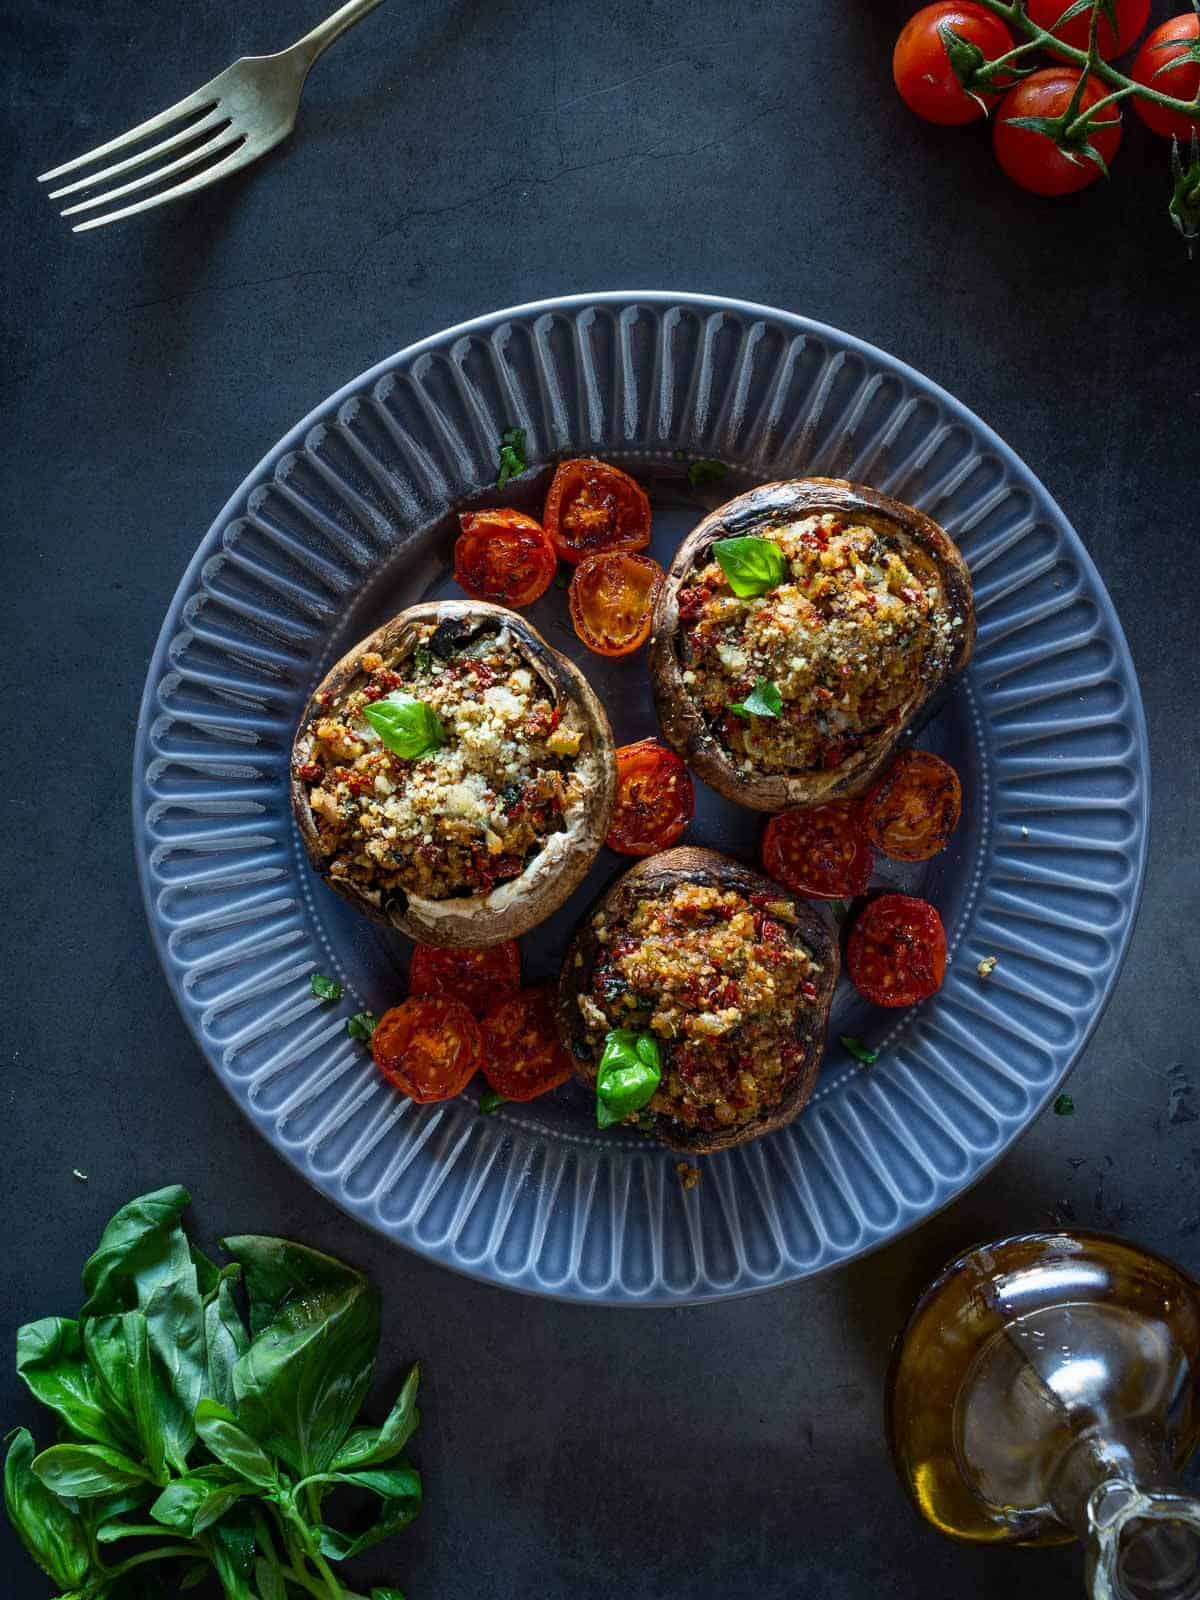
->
(38, 0), (385, 233)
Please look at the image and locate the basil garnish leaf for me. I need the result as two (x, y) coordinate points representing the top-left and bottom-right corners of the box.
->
(347, 1011), (377, 1042)
(364, 694), (445, 760)
(1054, 1093), (1076, 1116)
(478, 1088), (507, 1115)
(310, 973), (343, 1002)
(729, 679), (783, 720)
(596, 1030), (662, 1129)
(497, 425), (527, 490)
(688, 458), (727, 489)
(713, 535), (787, 597)
(412, 645), (434, 674)
(840, 1035), (878, 1066)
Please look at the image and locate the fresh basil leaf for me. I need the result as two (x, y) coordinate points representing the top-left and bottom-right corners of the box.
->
(3, 1429), (91, 1590)
(1054, 1093), (1076, 1116)
(496, 425), (527, 490)
(81, 1315), (135, 1432)
(96, 1518), (180, 1543)
(712, 535), (787, 597)
(347, 1011), (378, 1042)
(729, 678), (782, 720)
(596, 1030), (661, 1129)
(222, 1236), (380, 1476)
(254, 1557), (288, 1600)
(687, 459), (727, 489)
(31, 1442), (152, 1499)
(478, 1088), (506, 1115)
(151, 1470), (250, 1537)
(139, 1270), (207, 1472)
(204, 1272), (250, 1414)
(364, 695), (445, 761)
(79, 1185), (193, 1317)
(179, 1560), (213, 1590)
(332, 1366), (420, 1471)
(190, 1245), (222, 1300)
(194, 1400), (277, 1489)
(316, 1463), (422, 1562)
(121, 1310), (168, 1485)
(201, 1506), (257, 1600)
(15, 1317), (135, 1454)
(310, 973), (343, 1002)
(840, 1034), (878, 1066)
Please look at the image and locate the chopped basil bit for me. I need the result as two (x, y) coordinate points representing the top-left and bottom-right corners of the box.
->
(840, 1034), (878, 1066)
(712, 535), (787, 597)
(413, 645), (434, 673)
(364, 694), (445, 759)
(497, 425), (527, 490)
(688, 458), (727, 489)
(1054, 1093), (1076, 1116)
(346, 1011), (377, 1041)
(730, 678), (783, 720)
(596, 1030), (662, 1129)
(828, 899), (850, 921)
(479, 1088), (507, 1115)
(311, 973), (343, 1002)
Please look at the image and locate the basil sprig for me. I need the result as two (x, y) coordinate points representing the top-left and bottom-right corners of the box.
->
(729, 679), (783, 720)
(364, 693), (445, 759)
(4, 1187), (423, 1600)
(712, 535), (787, 597)
(596, 1030), (662, 1129)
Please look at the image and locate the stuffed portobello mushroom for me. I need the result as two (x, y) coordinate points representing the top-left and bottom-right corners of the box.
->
(649, 478), (975, 811)
(556, 847), (839, 1153)
(291, 601), (617, 946)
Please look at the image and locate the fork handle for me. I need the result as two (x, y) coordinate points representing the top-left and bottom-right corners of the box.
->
(288, 0), (386, 68)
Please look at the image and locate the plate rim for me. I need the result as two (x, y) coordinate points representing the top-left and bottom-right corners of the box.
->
(132, 288), (1151, 1305)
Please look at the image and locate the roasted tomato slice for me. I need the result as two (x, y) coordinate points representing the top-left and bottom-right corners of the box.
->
(372, 996), (481, 1102)
(761, 804), (873, 900)
(848, 894), (947, 1009)
(453, 509), (557, 606)
(543, 458), (651, 565)
(861, 750), (962, 863)
(606, 739), (694, 856)
(569, 551), (665, 657)
(408, 940), (521, 1018)
(478, 985), (572, 1101)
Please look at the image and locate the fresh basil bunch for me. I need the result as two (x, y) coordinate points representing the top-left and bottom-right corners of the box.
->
(3, 1187), (421, 1600)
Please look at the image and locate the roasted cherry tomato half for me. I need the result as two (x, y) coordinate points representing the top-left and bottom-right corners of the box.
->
(543, 457), (651, 565)
(993, 70), (1122, 195)
(1026, 0), (1148, 60)
(761, 803), (873, 901)
(848, 895), (947, 1009)
(893, 3), (1015, 126)
(371, 995), (481, 1102)
(569, 551), (665, 657)
(453, 508), (557, 607)
(606, 739), (694, 857)
(1131, 15), (1200, 140)
(408, 940), (521, 1018)
(862, 749), (963, 864)
(478, 985), (573, 1102)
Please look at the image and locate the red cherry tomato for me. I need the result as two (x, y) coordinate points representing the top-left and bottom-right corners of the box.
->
(606, 740), (694, 857)
(372, 996), (481, 1102)
(848, 895), (947, 1009)
(479, 985), (573, 1101)
(862, 750), (963, 864)
(543, 458), (651, 565)
(454, 509), (557, 607)
(1026, 0), (1149, 60)
(408, 941), (521, 1018)
(569, 551), (665, 657)
(1131, 15), (1200, 140)
(993, 69), (1122, 195)
(761, 804), (873, 901)
(893, 3), (1015, 126)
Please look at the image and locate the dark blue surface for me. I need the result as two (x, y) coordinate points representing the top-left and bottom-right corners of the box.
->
(3, 2), (1199, 1596)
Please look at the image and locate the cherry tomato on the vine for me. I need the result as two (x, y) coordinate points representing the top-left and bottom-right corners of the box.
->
(372, 995), (481, 1102)
(893, 3), (1015, 126)
(1026, 0), (1149, 61)
(761, 803), (873, 901)
(454, 508), (557, 607)
(993, 69), (1122, 195)
(479, 985), (573, 1101)
(408, 940), (521, 1018)
(606, 740), (694, 857)
(543, 458), (651, 565)
(1131, 15), (1200, 141)
(848, 895), (947, 1009)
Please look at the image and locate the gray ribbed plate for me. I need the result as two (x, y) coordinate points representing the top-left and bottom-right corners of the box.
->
(134, 292), (1149, 1304)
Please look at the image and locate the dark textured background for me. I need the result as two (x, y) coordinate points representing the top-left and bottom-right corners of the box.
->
(2, 1), (1199, 1595)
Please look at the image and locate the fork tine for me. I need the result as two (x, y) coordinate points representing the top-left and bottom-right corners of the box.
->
(70, 142), (258, 232)
(59, 127), (245, 218)
(36, 78), (223, 184)
(47, 108), (229, 199)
